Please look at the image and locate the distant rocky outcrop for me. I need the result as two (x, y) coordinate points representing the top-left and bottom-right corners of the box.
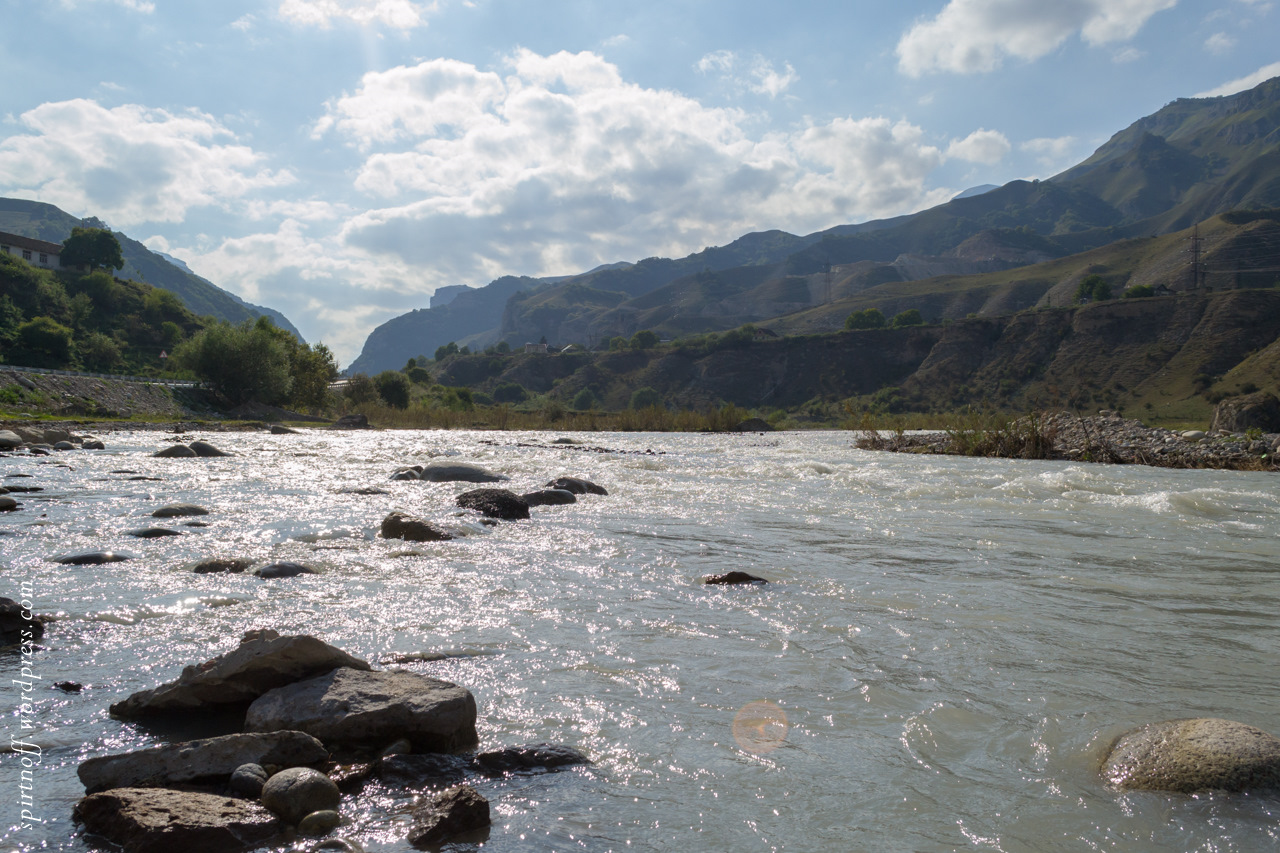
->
(1211, 391), (1280, 433)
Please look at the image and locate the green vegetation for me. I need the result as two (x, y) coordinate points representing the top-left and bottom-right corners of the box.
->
(59, 227), (123, 272)
(630, 329), (659, 349)
(1075, 274), (1113, 303)
(845, 308), (885, 330)
(629, 387), (662, 409)
(889, 308), (923, 327)
(373, 370), (411, 409)
(1123, 284), (1155, 298)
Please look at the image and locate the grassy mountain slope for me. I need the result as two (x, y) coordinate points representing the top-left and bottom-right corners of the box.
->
(0, 198), (302, 339)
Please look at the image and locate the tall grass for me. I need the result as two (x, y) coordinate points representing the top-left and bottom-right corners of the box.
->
(338, 401), (764, 433)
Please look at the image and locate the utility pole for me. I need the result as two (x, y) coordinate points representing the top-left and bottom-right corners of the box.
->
(823, 262), (833, 304)
(1189, 224), (1205, 289)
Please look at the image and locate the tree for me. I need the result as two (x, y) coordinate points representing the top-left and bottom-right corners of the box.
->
(630, 329), (659, 349)
(630, 386), (662, 409)
(608, 336), (628, 351)
(291, 343), (339, 412)
(1076, 274), (1112, 303)
(405, 365), (433, 385)
(1123, 284), (1154, 298)
(61, 227), (124, 272)
(374, 370), (411, 409)
(343, 373), (378, 406)
(172, 319), (292, 405)
(890, 309), (923, 327)
(404, 357), (418, 370)
(16, 317), (74, 364)
(845, 308), (886, 330)
(435, 342), (459, 362)
(493, 382), (528, 404)
(572, 388), (598, 410)
(494, 340), (511, 354)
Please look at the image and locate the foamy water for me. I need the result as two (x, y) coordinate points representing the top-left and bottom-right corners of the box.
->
(1, 429), (1278, 852)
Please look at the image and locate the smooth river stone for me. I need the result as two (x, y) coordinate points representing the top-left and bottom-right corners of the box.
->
(73, 787), (285, 853)
(260, 767), (341, 824)
(1101, 717), (1280, 793)
(420, 461), (508, 483)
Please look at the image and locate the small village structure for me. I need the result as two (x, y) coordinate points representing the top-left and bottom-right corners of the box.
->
(0, 231), (62, 270)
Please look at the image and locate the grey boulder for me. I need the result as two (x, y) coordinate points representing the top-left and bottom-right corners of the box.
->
(73, 787), (285, 853)
(472, 743), (590, 775)
(420, 461), (508, 483)
(109, 633), (371, 718)
(1101, 717), (1280, 793)
(78, 731), (328, 794)
(455, 488), (529, 521)
(380, 511), (452, 542)
(260, 767), (341, 824)
(0, 430), (23, 449)
(153, 504), (209, 519)
(153, 444), (197, 458)
(520, 489), (577, 507)
(407, 785), (490, 847)
(229, 763), (269, 798)
(245, 667), (478, 753)
(189, 440), (232, 457)
(545, 476), (607, 495)
(255, 561), (320, 579)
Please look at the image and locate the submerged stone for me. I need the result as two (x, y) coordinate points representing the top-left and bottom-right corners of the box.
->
(1101, 717), (1280, 793)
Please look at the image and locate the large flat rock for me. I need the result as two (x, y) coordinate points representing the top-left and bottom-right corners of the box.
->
(74, 787), (285, 853)
(79, 731), (329, 794)
(110, 633), (370, 718)
(244, 667), (478, 753)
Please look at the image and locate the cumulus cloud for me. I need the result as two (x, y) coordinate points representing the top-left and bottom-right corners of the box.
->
(695, 50), (798, 97)
(946, 128), (1012, 164)
(276, 0), (436, 29)
(896, 0), (1177, 76)
(314, 50), (957, 288)
(1204, 32), (1236, 54)
(1022, 136), (1082, 172)
(1195, 61), (1280, 97)
(0, 99), (293, 227)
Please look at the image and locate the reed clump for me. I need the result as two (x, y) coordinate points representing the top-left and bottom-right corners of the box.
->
(945, 411), (1057, 459)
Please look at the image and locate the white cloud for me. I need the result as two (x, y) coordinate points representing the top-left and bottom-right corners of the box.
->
(946, 128), (1011, 164)
(1112, 46), (1145, 62)
(896, 0), (1177, 76)
(695, 50), (798, 97)
(1021, 135), (1082, 172)
(231, 14), (257, 31)
(1204, 32), (1236, 54)
(276, 0), (437, 29)
(601, 34), (630, 48)
(314, 50), (957, 290)
(0, 99), (294, 227)
(1195, 61), (1280, 97)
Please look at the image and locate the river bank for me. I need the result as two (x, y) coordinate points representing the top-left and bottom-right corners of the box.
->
(856, 410), (1280, 471)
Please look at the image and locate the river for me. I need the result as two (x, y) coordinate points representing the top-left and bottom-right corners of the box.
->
(1, 428), (1278, 852)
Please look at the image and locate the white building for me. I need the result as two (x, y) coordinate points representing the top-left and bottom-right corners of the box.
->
(0, 231), (62, 270)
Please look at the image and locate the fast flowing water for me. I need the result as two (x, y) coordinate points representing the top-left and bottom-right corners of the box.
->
(1, 429), (1278, 852)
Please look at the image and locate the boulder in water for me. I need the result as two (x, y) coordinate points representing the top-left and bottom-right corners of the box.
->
(245, 667), (478, 753)
(152, 504), (209, 519)
(545, 476), (607, 495)
(521, 489), (577, 507)
(331, 414), (370, 430)
(260, 767), (341, 824)
(255, 561), (320, 579)
(54, 551), (132, 565)
(1, 596), (48, 646)
(153, 444), (197, 458)
(190, 558), (253, 574)
(455, 488), (529, 520)
(126, 527), (182, 539)
(109, 633), (370, 718)
(380, 512), (452, 542)
(189, 440), (231, 458)
(407, 785), (490, 847)
(1101, 717), (1280, 793)
(270, 424), (300, 435)
(704, 571), (768, 585)
(73, 787), (286, 853)
(0, 496), (18, 512)
(420, 461), (508, 483)
(0, 430), (22, 449)
(472, 743), (589, 775)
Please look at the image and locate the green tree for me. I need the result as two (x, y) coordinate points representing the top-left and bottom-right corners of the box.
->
(374, 370), (411, 409)
(79, 270), (122, 310)
(172, 319), (292, 405)
(630, 386), (662, 409)
(494, 340), (511, 353)
(572, 388), (598, 410)
(630, 329), (659, 349)
(60, 227), (124, 272)
(405, 365), (433, 385)
(1122, 284), (1154, 298)
(404, 357), (418, 370)
(492, 381), (528, 404)
(608, 336), (628, 351)
(845, 308), (886, 330)
(16, 317), (74, 365)
(290, 343), (339, 412)
(890, 309), (923, 327)
(434, 342), (459, 361)
(1075, 274), (1112, 303)
(81, 332), (123, 372)
(343, 373), (378, 406)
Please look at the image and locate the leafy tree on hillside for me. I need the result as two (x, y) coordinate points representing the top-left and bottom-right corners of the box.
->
(630, 329), (659, 349)
(16, 317), (74, 365)
(492, 381), (528, 404)
(1075, 274), (1112, 303)
(405, 365), (433, 385)
(344, 373), (378, 406)
(572, 388), (598, 410)
(845, 308), (885, 330)
(173, 318), (293, 405)
(630, 386), (662, 409)
(435, 342), (459, 361)
(890, 309), (923, 327)
(1123, 284), (1154, 298)
(61, 227), (124, 272)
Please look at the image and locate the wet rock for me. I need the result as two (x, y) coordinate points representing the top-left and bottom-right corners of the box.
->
(455, 488), (529, 521)
(190, 440), (232, 458)
(390, 467), (423, 481)
(0, 430), (22, 449)
(153, 444), (197, 458)
(261, 767), (341, 824)
(126, 527), (182, 539)
(270, 424), (299, 435)
(245, 668), (478, 753)
(54, 551), (132, 565)
(380, 738), (412, 758)
(229, 763), (269, 798)
(73, 787), (285, 853)
(57, 681), (83, 692)
(298, 809), (342, 837)
(733, 417), (774, 432)
(376, 754), (469, 787)
(153, 504), (209, 518)
(520, 489), (577, 507)
(336, 487), (389, 496)
(1181, 430), (1206, 441)
(3, 485), (42, 493)
(0, 496), (18, 512)
(255, 561), (320, 579)
(472, 743), (590, 775)
(407, 785), (490, 847)
(331, 414), (370, 430)
(1211, 392), (1280, 434)
(190, 558), (253, 574)
(545, 476), (608, 495)
(78, 731), (329, 794)
(109, 633), (370, 718)
(309, 838), (363, 852)
(328, 763), (375, 793)
(1101, 718), (1280, 793)
(380, 512), (452, 542)
(420, 462), (508, 483)
(54, 440), (76, 451)
(1, 596), (48, 646)
(704, 571), (768, 585)
(82, 439), (106, 450)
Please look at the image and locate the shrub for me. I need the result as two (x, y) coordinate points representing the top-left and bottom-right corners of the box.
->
(405, 365), (433, 385)
(1122, 284), (1154, 298)
(630, 386), (662, 409)
(889, 309), (923, 328)
(845, 308), (885, 330)
(374, 370), (411, 409)
(493, 381), (528, 404)
(17, 317), (74, 364)
(344, 373), (378, 406)
(1075, 274), (1112, 303)
(630, 329), (659, 349)
(572, 388), (598, 410)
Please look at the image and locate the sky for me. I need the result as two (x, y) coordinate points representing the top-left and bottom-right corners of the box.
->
(1, 0), (1277, 363)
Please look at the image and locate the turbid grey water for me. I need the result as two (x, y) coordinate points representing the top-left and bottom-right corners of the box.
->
(1, 429), (1278, 852)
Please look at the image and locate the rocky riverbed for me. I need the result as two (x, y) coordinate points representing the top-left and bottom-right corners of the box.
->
(857, 410), (1280, 471)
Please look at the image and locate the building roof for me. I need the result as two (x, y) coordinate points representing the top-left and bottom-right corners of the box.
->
(0, 231), (62, 255)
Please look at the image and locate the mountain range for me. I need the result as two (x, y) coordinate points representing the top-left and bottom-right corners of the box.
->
(0, 197), (302, 339)
(346, 75), (1280, 376)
